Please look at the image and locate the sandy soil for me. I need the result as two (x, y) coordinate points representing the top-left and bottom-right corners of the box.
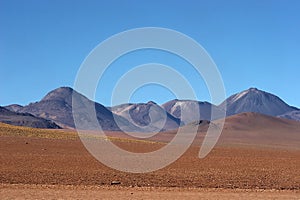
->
(1, 184), (299, 200)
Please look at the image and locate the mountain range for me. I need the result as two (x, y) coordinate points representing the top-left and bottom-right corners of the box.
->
(2, 87), (299, 130)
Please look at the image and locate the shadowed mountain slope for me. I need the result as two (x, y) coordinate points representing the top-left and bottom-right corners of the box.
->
(0, 106), (60, 129)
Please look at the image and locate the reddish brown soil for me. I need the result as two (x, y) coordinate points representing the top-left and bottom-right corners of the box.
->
(0, 134), (299, 189)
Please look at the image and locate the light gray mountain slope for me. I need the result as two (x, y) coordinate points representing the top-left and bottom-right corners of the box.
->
(278, 110), (300, 121)
(110, 101), (181, 132)
(161, 99), (224, 125)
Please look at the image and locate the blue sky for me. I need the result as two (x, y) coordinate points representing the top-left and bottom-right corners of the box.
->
(1, 0), (299, 107)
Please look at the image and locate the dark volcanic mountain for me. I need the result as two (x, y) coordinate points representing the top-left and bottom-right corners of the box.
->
(17, 87), (75, 128)
(161, 99), (224, 124)
(110, 101), (181, 132)
(220, 88), (298, 117)
(0, 106), (60, 129)
(17, 87), (138, 131)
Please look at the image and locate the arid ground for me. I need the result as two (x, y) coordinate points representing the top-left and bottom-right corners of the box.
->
(0, 113), (300, 199)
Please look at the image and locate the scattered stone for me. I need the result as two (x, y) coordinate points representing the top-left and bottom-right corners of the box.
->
(111, 181), (121, 185)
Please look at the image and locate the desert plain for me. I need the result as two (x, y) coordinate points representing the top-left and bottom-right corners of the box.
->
(0, 113), (300, 199)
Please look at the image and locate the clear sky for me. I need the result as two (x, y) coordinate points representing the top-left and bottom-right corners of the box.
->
(1, 0), (299, 107)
